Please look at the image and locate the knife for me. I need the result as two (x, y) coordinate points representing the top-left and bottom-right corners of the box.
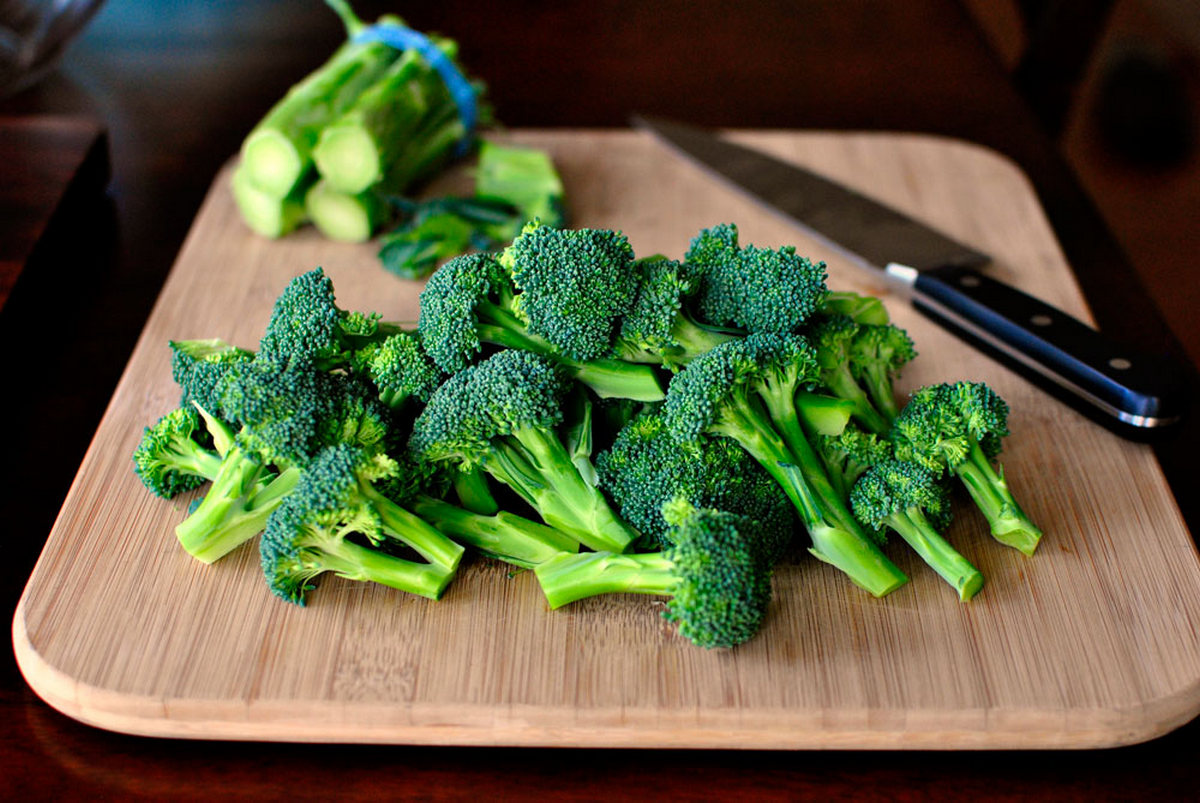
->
(633, 115), (1185, 434)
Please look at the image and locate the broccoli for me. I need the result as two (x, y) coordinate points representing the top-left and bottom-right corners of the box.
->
(817, 422), (893, 503)
(169, 338), (255, 414)
(806, 314), (894, 434)
(132, 406), (225, 499)
(418, 248), (665, 401)
(891, 381), (1042, 556)
(409, 349), (639, 553)
(349, 329), (444, 411)
(684, 222), (828, 334)
(596, 409), (795, 563)
(849, 322), (916, 422)
(257, 267), (401, 369)
(610, 255), (737, 369)
(662, 332), (907, 596)
(174, 359), (390, 563)
(533, 499), (773, 649)
(260, 444), (465, 605)
(819, 290), (891, 325)
(851, 459), (983, 601)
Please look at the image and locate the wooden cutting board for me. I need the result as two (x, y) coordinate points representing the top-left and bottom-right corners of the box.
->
(13, 130), (1200, 749)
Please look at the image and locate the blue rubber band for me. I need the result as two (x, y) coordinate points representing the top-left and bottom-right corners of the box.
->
(353, 23), (478, 156)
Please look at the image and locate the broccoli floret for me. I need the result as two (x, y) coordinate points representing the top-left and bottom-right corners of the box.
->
(173, 359), (390, 563)
(684, 223), (828, 334)
(257, 267), (398, 369)
(806, 314), (893, 434)
(260, 444), (465, 605)
(596, 410), (795, 562)
(409, 349), (639, 553)
(891, 381), (1042, 556)
(533, 500), (773, 649)
(132, 406), (225, 499)
(500, 221), (639, 362)
(611, 255), (737, 368)
(817, 422), (894, 503)
(662, 332), (907, 596)
(851, 459), (983, 601)
(849, 322), (916, 422)
(418, 250), (665, 401)
(350, 330), (444, 411)
(170, 338), (255, 413)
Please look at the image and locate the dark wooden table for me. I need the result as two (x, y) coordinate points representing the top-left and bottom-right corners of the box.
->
(4, 1), (1198, 798)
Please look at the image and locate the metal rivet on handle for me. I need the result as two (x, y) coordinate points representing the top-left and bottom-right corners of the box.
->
(1030, 314), (1053, 327)
(959, 275), (981, 287)
(1109, 357), (1132, 370)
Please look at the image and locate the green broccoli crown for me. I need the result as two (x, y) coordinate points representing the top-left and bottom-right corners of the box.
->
(849, 323), (917, 378)
(808, 314), (860, 376)
(850, 458), (953, 533)
(659, 500), (773, 649)
(891, 381), (1009, 472)
(132, 406), (218, 499)
(257, 267), (382, 367)
(352, 330), (444, 408)
(501, 222), (639, 361)
(418, 252), (513, 373)
(685, 222), (828, 333)
(170, 338), (255, 413)
(597, 410), (794, 558)
(819, 423), (893, 471)
(662, 332), (819, 444)
(259, 444), (398, 605)
(616, 256), (700, 354)
(409, 349), (567, 466)
(218, 358), (390, 468)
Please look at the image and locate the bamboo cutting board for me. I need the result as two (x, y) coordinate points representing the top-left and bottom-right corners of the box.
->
(13, 130), (1200, 749)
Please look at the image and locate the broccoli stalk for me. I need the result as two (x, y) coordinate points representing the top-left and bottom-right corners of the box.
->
(851, 460), (983, 601)
(261, 445), (465, 605)
(409, 349), (640, 553)
(533, 500), (773, 649)
(408, 496), (578, 568)
(849, 323), (917, 422)
(807, 315), (892, 434)
(663, 333), (907, 596)
(892, 381), (1043, 556)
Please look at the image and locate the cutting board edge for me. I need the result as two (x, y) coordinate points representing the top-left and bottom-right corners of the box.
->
(16, 595), (1200, 750)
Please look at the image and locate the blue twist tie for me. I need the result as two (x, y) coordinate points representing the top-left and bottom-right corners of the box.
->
(353, 23), (478, 156)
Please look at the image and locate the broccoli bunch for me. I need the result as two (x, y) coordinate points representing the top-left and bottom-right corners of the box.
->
(134, 222), (1046, 649)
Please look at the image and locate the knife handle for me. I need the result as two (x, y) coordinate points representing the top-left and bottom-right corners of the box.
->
(902, 264), (1185, 431)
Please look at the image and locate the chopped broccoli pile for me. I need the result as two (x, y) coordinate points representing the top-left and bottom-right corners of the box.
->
(135, 222), (1044, 648)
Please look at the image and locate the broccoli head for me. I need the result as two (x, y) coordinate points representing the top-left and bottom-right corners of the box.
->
(170, 338), (255, 414)
(891, 381), (1042, 555)
(350, 329), (444, 411)
(684, 222), (828, 334)
(132, 406), (224, 499)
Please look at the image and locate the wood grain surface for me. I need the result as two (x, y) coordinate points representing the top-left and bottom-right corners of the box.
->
(12, 130), (1200, 749)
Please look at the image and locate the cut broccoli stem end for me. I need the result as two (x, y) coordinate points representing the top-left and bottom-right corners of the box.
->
(954, 443), (1043, 556)
(411, 495), (579, 568)
(533, 551), (677, 609)
(312, 124), (382, 194)
(175, 450), (270, 563)
(364, 483), (466, 572)
(887, 509), (984, 601)
(509, 426), (639, 553)
(241, 129), (305, 199)
(177, 466), (301, 564)
(805, 520), (909, 597)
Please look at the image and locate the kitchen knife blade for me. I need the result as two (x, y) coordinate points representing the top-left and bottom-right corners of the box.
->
(633, 114), (1184, 433)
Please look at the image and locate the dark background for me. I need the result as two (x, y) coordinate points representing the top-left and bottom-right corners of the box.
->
(3, 0), (1199, 798)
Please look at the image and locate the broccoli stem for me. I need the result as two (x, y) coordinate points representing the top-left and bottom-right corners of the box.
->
(858, 362), (902, 421)
(476, 316), (666, 402)
(617, 314), (738, 366)
(321, 536), (455, 600)
(887, 509), (984, 601)
(410, 496), (579, 568)
(452, 466), (500, 515)
(305, 179), (390, 243)
(486, 426), (638, 553)
(953, 442), (1043, 556)
(822, 364), (890, 434)
(533, 551), (677, 609)
(240, 34), (399, 198)
(232, 164), (310, 238)
(176, 464), (302, 564)
(714, 395), (907, 596)
(361, 483), (466, 571)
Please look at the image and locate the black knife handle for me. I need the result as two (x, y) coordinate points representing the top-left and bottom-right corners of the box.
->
(908, 264), (1185, 430)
